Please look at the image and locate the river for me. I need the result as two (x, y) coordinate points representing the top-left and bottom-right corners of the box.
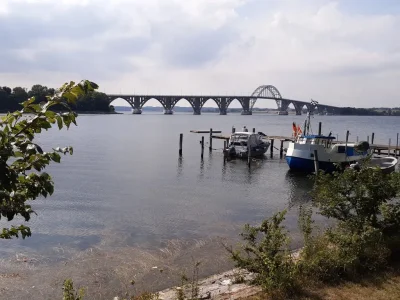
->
(0, 113), (398, 299)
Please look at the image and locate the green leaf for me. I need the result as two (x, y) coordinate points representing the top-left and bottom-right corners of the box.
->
(56, 115), (63, 130)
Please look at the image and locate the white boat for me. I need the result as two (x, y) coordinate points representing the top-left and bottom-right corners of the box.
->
(351, 156), (398, 174)
(224, 131), (270, 159)
(278, 111), (289, 115)
(285, 114), (371, 172)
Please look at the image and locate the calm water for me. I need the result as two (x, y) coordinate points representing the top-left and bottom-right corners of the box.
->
(1, 113), (399, 259)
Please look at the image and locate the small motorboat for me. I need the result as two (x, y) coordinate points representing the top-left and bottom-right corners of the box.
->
(224, 131), (270, 159)
(351, 156), (398, 174)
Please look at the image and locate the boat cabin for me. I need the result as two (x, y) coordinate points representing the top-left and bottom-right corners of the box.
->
(229, 132), (263, 147)
(295, 135), (335, 148)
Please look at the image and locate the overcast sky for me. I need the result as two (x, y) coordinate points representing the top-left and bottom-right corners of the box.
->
(0, 0), (399, 108)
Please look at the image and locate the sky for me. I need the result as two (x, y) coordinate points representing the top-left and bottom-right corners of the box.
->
(0, 0), (399, 108)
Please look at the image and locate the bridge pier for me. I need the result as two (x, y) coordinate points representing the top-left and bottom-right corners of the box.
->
(293, 102), (303, 115)
(241, 98), (252, 115)
(164, 109), (173, 115)
(132, 96), (143, 114)
(241, 110), (252, 115)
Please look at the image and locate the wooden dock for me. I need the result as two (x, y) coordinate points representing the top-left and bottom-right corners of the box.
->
(209, 134), (400, 157)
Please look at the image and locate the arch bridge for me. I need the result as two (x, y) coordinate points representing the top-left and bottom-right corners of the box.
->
(107, 85), (340, 115)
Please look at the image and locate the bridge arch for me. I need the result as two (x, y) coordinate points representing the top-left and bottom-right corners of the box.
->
(250, 85), (282, 110)
(171, 98), (196, 112)
(108, 96), (135, 110)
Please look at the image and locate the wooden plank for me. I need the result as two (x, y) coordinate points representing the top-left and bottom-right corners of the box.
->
(190, 130), (222, 133)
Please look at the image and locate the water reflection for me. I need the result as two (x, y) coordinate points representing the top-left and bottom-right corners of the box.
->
(177, 157), (183, 178)
(285, 170), (314, 207)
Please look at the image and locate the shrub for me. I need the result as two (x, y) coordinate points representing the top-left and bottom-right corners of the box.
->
(228, 211), (299, 298)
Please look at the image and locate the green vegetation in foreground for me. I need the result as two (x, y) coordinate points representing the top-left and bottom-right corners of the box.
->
(228, 164), (400, 299)
(0, 84), (113, 113)
(0, 80), (98, 239)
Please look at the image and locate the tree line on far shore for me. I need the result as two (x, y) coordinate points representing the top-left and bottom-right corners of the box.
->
(0, 84), (113, 113)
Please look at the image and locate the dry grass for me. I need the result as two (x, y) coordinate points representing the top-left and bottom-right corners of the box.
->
(240, 271), (400, 300)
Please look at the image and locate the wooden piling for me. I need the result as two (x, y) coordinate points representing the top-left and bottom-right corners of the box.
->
(209, 128), (213, 151)
(356, 136), (359, 142)
(247, 143), (251, 167)
(179, 133), (183, 156)
(318, 122), (322, 136)
(201, 136), (204, 158)
(388, 138), (391, 157)
(371, 133), (375, 145)
(270, 139), (274, 158)
(252, 128), (255, 133)
(280, 140), (284, 159)
(345, 130), (350, 160)
(313, 150), (319, 175)
(396, 133), (399, 157)
(232, 126), (235, 133)
(224, 140), (227, 149)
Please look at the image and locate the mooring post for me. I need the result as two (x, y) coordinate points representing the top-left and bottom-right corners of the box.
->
(336, 134), (339, 141)
(270, 139), (274, 158)
(318, 122), (322, 136)
(388, 138), (391, 157)
(313, 150), (319, 175)
(201, 136), (204, 159)
(209, 128), (213, 151)
(356, 136), (359, 142)
(371, 133), (375, 145)
(252, 128), (255, 133)
(224, 140), (227, 149)
(179, 133), (183, 156)
(396, 133), (399, 157)
(232, 126), (235, 133)
(247, 142), (251, 168)
(280, 140), (284, 159)
(345, 130), (350, 160)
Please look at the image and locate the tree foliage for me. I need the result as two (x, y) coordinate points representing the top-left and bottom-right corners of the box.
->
(0, 84), (110, 113)
(313, 166), (400, 235)
(0, 80), (98, 239)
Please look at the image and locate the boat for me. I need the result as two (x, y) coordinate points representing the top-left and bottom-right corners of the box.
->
(278, 111), (289, 115)
(224, 131), (270, 159)
(285, 114), (371, 172)
(350, 156), (398, 174)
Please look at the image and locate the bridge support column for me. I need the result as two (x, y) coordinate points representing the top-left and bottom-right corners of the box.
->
(293, 103), (303, 115)
(241, 98), (252, 115)
(193, 98), (201, 115)
(219, 98), (227, 115)
(132, 97), (142, 114)
(278, 99), (290, 115)
(163, 97), (174, 114)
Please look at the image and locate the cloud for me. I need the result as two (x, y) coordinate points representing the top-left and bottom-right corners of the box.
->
(0, 0), (399, 107)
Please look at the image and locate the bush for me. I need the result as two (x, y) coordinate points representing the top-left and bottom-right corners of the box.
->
(230, 165), (400, 295)
(228, 211), (300, 298)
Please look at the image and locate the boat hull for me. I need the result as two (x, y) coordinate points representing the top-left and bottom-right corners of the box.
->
(286, 156), (346, 172)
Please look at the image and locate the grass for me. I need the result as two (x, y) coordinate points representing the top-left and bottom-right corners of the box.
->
(240, 267), (400, 300)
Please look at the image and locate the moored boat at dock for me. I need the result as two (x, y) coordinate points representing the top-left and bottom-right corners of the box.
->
(285, 114), (371, 172)
(224, 131), (270, 159)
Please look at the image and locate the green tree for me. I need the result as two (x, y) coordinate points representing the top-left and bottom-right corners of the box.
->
(0, 80), (98, 239)
(28, 84), (49, 104)
(313, 166), (400, 234)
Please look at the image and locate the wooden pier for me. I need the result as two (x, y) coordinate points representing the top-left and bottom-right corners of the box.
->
(209, 134), (400, 157)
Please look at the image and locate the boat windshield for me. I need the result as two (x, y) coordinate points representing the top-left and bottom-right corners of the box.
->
(230, 134), (249, 146)
(296, 135), (335, 148)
